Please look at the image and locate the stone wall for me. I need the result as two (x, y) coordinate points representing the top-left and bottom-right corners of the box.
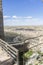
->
(0, 0), (4, 39)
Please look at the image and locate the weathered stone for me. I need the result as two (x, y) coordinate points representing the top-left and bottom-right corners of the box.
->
(0, 0), (4, 40)
(0, 46), (14, 65)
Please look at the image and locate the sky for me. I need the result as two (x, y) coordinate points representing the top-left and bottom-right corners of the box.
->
(2, 0), (43, 26)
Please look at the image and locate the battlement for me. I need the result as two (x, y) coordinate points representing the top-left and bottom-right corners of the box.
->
(0, 39), (19, 65)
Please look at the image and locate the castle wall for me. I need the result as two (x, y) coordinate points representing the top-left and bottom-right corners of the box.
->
(0, 0), (4, 39)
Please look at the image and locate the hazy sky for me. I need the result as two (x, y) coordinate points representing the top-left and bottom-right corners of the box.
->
(2, 0), (43, 26)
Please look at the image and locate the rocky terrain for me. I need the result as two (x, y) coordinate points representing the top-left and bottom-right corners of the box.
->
(23, 36), (43, 65)
(4, 26), (43, 65)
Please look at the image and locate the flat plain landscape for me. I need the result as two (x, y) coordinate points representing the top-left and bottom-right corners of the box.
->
(4, 26), (43, 39)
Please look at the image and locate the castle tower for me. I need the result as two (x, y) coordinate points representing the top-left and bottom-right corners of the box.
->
(0, 0), (4, 40)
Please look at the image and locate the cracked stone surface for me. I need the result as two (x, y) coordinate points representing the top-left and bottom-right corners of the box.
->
(0, 46), (14, 65)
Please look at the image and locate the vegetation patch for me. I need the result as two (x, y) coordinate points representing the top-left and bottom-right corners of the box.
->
(23, 50), (33, 59)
